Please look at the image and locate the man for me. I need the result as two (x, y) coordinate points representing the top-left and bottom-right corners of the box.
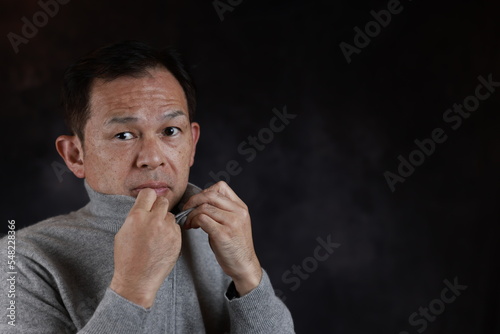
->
(1, 41), (294, 333)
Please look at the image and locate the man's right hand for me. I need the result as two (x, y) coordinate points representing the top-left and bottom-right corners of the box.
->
(109, 188), (181, 308)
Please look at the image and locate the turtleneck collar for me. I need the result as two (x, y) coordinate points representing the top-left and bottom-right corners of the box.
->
(83, 180), (202, 233)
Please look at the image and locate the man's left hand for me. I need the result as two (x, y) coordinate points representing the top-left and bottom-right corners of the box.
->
(183, 181), (262, 296)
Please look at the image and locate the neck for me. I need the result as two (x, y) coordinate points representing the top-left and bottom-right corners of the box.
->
(83, 180), (201, 233)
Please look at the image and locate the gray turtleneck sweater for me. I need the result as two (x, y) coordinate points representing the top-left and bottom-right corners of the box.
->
(0, 182), (294, 333)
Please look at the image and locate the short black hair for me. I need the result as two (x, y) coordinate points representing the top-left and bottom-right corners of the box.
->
(61, 40), (196, 140)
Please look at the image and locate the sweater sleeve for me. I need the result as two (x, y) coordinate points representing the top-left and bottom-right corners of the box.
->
(225, 269), (295, 333)
(0, 236), (149, 334)
(78, 288), (149, 333)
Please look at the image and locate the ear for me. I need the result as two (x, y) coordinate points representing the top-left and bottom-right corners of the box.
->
(55, 135), (85, 178)
(189, 122), (201, 167)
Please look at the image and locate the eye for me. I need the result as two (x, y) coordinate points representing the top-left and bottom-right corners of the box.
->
(115, 132), (134, 140)
(163, 127), (180, 137)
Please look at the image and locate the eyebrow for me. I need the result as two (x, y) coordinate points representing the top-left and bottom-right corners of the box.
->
(104, 110), (187, 126)
(161, 110), (186, 121)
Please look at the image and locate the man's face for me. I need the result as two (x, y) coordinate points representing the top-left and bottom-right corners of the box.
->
(77, 66), (200, 208)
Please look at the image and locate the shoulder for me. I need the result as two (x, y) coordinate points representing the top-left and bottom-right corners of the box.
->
(2, 205), (93, 259)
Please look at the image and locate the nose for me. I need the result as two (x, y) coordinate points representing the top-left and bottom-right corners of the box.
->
(136, 135), (165, 170)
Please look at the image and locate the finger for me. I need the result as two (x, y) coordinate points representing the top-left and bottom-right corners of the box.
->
(210, 181), (245, 206)
(184, 203), (232, 229)
(131, 188), (157, 212)
(165, 212), (177, 225)
(150, 196), (170, 220)
(183, 181), (247, 211)
(187, 212), (221, 236)
(183, 190), (237, 212)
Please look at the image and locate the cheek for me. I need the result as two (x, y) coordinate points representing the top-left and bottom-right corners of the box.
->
(166, 143), (193, 175)
(176, 143), (193, 163)
(85, 143), (129, 177)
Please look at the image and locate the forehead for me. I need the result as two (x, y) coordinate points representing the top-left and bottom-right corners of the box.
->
(88, 67), (187, 121)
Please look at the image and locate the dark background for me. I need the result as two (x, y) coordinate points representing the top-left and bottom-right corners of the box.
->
(1, 0), (499, 333)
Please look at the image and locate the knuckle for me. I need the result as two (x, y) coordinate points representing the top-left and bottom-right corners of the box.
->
(149, 220), (163, 232)
(199, 203), (212, 211)
(214, 191), (225, 200)
(216, 180), (228, 189)
(198, 213), (211, 223)
(237, 207), (249, 219)
(157, 197), (169, 207)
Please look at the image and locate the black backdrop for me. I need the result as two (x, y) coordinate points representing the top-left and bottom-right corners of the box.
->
(1, 0), (499, 333)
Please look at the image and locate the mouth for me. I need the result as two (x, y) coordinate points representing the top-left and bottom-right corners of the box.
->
(132, 182), (171, 196)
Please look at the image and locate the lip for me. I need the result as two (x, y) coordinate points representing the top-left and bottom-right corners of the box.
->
(132, 182), (171, 196)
